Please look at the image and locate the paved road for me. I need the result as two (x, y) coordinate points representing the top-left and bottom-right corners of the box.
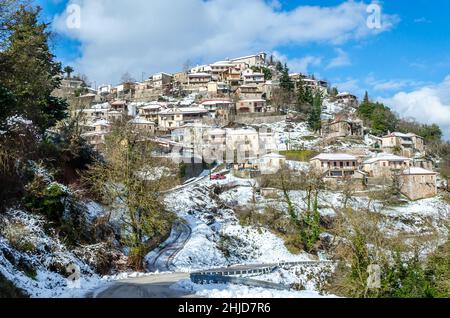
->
(146, 220), (192, 272)
(93, 273), (196, 298)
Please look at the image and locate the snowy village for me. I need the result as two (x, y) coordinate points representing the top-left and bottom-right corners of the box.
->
(0, 0), (449, 302)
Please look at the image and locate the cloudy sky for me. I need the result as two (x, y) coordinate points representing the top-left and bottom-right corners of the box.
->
(37, 0), (450, 139)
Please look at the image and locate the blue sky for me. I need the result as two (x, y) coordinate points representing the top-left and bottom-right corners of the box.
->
(36, 0), (450, 137)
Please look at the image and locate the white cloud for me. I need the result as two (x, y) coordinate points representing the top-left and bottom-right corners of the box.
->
(272, 51), (321, 74)
(53, 0), (397, 84)
(366, 75), (427, 92)
(326, 48), (351, 69)
(380, 76), (450, 139)
(332, 78), (364, 97)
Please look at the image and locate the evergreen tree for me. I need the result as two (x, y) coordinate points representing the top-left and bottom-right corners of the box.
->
(63, 65), (74, 79)
(363, 91), (370, 104)
(307, 92), (323, 132)
(275, 61), (284, 73)
(279, 63), (294, 92)
(0, 85), (17, 126)
(0, 5), (67, 131)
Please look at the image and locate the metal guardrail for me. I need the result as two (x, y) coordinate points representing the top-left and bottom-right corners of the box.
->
(193, 260), (333, 277)
(190, 260), (334, 290)
(190, 274), (290, 291)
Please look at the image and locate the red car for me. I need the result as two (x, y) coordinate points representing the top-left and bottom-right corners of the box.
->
(211, 173), (226, 180)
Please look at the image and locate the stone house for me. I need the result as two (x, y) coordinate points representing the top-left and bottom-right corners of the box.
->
(381, 132), (425, 157)
(242, 69), (265, 85)
(158, 107), (209, 131)
(335, 92), (358, 108)
(236, 84), (263, 99)
(152, 72), (173, 89)
(200, 100), (234, 120)
(129, 117), (156, 135)
(138, 103), (167, 123)
(321, 118), (364, 139)
(310, 153), (360, 178)
(400, 167), (437, 200)
(363, 154), (412, 178)
(236, 99), (267, 113)
(259, 153), (286, 174)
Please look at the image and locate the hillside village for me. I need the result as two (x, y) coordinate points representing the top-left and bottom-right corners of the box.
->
(0, 3), (449, 300)
(56, 52), (446, 202)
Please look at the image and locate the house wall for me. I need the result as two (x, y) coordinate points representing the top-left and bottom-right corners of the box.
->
(363, 160), (412, 178)
(401, 174), (437, 200)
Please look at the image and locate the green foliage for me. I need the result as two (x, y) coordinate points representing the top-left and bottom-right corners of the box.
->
(307, 92), (323, 132)
(357, 99), (397, 136)
(0, 85), (17, 126)
(251, 66), (272, 80)
(63, 65), (74, 79)
(23, 180), (67, 223)
(296, 82), (314, 110)
(279, 63), (294, 92)
(300, 192), (321, 252)
(379, 241), (449, 298)
(279, 149), (317, 162)
(419, 124), (442, 143)
(0, 5), (67, 131)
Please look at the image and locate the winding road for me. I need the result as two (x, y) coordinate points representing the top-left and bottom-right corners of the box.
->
(146, 220), (192, 272)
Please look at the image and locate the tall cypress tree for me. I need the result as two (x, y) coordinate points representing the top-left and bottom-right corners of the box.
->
(307, 92), (323, 132)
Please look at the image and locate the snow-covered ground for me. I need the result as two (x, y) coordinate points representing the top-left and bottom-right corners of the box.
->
(164, 175), (313, 273)
(0, 210), (106, 298)
(173, 279), (336, 298)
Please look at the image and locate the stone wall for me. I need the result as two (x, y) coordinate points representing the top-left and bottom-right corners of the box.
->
(233, 114), (286, 125)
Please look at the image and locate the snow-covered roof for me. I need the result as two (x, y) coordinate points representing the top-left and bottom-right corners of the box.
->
(80, 93), (96, 98)
(230, 52), (266, 62)
(239, 99), (266, 103)
(130, 117), (155, 125)
(311, 153), (358, 161)
(140, 104), (164, 110)
(152, 72), (173, 77)
(402, 167), (437, 175)
(363, 154), (410, 164)
(188, 72), (212, 77)
(336, 92), (356, 97)
(111, 100), (127, 106)
(90, 119), (110, 126)
(383, 132), (421, 139)
(201, 100), (233, 106)
(225, 128), (258, 135)
(243, 72), (264, 77)
(159, 107), (208, 115)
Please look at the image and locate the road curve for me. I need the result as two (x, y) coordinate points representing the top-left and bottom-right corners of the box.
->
(93, 273), (196, 298)
(146, 220), (192, 272)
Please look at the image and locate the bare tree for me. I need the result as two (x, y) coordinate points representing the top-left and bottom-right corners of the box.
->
(84, 119), (178, 270)
(121, 71), (136, 84)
